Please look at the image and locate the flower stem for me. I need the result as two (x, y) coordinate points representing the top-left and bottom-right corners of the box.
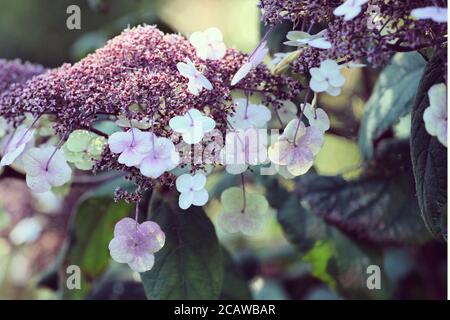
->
(45, 133), (68, 171)
(240, 173), (246, 214)
(293, 89), (311, 146)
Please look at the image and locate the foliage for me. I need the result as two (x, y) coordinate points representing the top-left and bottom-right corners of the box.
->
(140, 191), (224, 300)
(410, 51), (448, 241)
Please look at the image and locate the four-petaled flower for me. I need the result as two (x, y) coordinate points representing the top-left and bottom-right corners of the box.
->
(284, 30), (331, 49)
(302, 103), (330, 132)
(333, 0), (369, 21)
(189, 27), (227, 60)
(217, 187), (269, 236)
(176, 173), (209, 210)
(309, 59), (346, 96)
(176, 58), (213, 95)
(221, 129), (268, 175)
(169, 108), (216, 144)
(231, 41), (268, 86)
(0, 127), (35, 167)
(423, 83), (447, 147)
(108, 217), (165, 273)
(139, 133), (180, 178)
(22, 146), (72, 193)
(108, 128), (152, 167)
(227, 98), (272, 129)
(63, 130), (106, 170)
(411, 6), (448, 23)
(268, 119), (324, 176)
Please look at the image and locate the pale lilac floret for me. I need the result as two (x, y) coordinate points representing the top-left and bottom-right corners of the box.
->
(423, 83), (447, 147)
(139, 133), (180, 178)
(227, 98), (272, 129)
(309, 59), (346, 96)
(302, 103), (330, 132)
(411, 6), (448, 23)
(189, 27), (227, 60)
(176, 58), (213, 95)
(217, 187), (269, 236)
(284, 30), (331, 49)
(175, 173), (209, 210)
(231, 41), (269, 86)
(268, 119), (324, 176)
(108, 217), (165, 273)
(108, 128), (152, 167)
(169, 108), (216, 144)
(333, 0), (369, 21)
(221, 129), (268, 175)
(0, 127), (35, 167)
(22, 146), (72, 193)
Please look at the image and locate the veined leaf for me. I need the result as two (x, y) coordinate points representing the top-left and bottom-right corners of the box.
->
(141, 191), (224, 300)
(410, 52), (447, 240)
(359, 52), (426, 159)
(297, 140), (429, 245)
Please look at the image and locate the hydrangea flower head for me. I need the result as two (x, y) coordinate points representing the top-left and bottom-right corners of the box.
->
(63, 130), (106, 170)
(217, 187), (269, 236)
(309, 59), (345, 96)
(423, 83), (447, 147)
(284, 30), (331, 49)
(0, 127), (35, 167)
(0, 25), (299, 197)
(0, 59), (45, 93)
(22, 146), (72, 193)
(177, 58), (213, 95)
(189, 27), (227, 60)
(333, 0), (369, 21)
(108, 128), (152, 167)
(269, 119), (324, 176)
(227, 98), (272, 129)
(175, 173), (209, 210)
(169, 108), (216, 144)
(139, 133), (180, 178)
(109, 217), (165, 273)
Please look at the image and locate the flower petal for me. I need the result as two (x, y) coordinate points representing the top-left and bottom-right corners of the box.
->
(179, 190), (194, 210)
(310, 78), (328, 92)
(26, 174), (52, 193)
(127, 253), (155, 273)
(109, 236), (134, 264)
(176, 174), (193, 192)
(139, 221), (165, 253)
(114, 217), (136, 236)
(231, 62), (252, 86)
(108, 131), (133, 154)
(139, 155), (169, 178)
(191, 173), (207, 190)
(192, 189), (209, 206)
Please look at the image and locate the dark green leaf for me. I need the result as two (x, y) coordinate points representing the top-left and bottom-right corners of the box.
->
(141, 191), (224, 300)
(220, 248), (252, 300)
(359, 52), (426, 159)
(62, 195), (133, 299)
(278, 196), (390, 299)
(297, 140), (429, 245)
(410, 51), (447, 240)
